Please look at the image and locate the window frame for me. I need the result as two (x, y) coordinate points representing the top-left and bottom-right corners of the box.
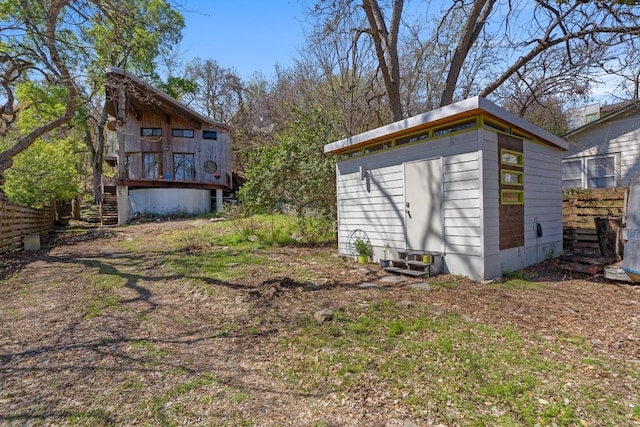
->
(562, 154), (617, 189)
(171, 128), (195, 138)
(500, 148), (524, 167)
(203, 130), (218, 140)
(173, 152), (195, 181)
(141, 127), (162, 137)
(501, 170), (524, 186)
(501, 189), (524, 205)
(142, 152), (161, 179)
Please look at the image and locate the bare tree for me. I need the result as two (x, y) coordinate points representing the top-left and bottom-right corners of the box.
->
(306, 0), (640, 122)
(183, 58), (241, 122)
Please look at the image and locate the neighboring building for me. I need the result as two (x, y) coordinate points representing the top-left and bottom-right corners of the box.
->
(324, 96), (568, 281)
(566, 104), (602, 132)
(562, 101), (640, 189)
(104, 67), (232, 224)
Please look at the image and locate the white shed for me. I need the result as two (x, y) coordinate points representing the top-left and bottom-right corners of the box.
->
(324, 96), (568, 281)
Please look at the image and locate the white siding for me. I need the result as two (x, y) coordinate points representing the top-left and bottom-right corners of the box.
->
(480, 131), (500, 279)
(520, 140), (564, 268)
(565, 112), (640, 187)
(333, 126), (563, 281)
(336, 131), (484, 269)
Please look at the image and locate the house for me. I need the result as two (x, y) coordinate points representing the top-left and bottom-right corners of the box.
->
(562, 101), (640, 189)
(324, 96), (568, 281)
(104, 67), (232, 224)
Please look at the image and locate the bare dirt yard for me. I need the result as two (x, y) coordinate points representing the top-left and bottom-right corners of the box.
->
(0, 219), (639, 426)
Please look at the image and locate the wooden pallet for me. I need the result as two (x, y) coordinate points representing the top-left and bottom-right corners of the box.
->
(558, 254), (617, 275)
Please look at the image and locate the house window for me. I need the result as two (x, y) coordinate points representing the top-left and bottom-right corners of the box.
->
(141, 128), (162, 137)
(203, 130), (217, 140)
(172, 128), (194, 138)
(143, 153), (161, 179)
(562, 159), (583, 189)
(562, 155), (617, 189)
(585, 112), (599, 124)
(587, 156), (616, 188)
(174, 153), (195, 181)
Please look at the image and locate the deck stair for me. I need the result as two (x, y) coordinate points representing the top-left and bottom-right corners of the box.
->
(383, 250), (442, 277)
(100, 192), (119, 226)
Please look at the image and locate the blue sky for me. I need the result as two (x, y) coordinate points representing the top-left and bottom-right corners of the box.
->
(178, 1), (308, 79)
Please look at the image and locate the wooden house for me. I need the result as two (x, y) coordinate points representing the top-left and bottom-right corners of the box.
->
(563, 101), (640, 189)
(104, 67), (232, 224)
(324, 96), (568, 281)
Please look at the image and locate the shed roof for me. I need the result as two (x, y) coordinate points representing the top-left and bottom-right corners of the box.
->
(104, 67), (229, 131)
(324, 96), (568, 154)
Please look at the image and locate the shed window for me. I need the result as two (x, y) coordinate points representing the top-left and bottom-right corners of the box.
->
(396, 131), (429, 146)
(203, 130), (217, 140)
(432, 119), (477, 137)
(141, 128), (162, 137)
(500, 149), (523, 167)
(364, 142), (391, 154)
(501, 170), (523, 186)
(501, 190), (524, 205)
(174, 153), (195, 181)
(172, 128), (194, 138)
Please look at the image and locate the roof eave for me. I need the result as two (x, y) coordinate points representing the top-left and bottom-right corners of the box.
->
(104, 66), (230, 131)
(324, 96), (568, 154)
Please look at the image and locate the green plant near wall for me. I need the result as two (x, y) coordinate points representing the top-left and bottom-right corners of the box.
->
(353, 238), (372, 257)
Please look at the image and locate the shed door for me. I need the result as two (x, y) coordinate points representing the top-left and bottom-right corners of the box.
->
(404, 158), (443, 251)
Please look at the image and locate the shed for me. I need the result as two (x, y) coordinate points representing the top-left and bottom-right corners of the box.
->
(324, 96), (568, 281)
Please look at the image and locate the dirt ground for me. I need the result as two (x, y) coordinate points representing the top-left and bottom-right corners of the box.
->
(0, 220), (639, 426)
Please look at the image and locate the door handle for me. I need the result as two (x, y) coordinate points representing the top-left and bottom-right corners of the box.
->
(406, 202), (411, 218)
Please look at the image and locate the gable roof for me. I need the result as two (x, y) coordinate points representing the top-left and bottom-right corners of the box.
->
(324, 96), (568, 154)
(104, 67), (229, 131)
(563, 100), (640, 139)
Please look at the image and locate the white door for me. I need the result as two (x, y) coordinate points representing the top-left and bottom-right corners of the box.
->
(404, 158), (443, 251)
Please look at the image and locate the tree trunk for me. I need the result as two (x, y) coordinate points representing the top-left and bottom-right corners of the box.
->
(440, 0), (496, 107)
(362, 0), (404, 121)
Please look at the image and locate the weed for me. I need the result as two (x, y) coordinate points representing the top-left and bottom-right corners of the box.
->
(502, 268), (525, 280)
(229, 391), (251, 403)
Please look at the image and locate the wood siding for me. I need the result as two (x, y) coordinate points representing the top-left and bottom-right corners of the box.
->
(109, 111), (231, 189)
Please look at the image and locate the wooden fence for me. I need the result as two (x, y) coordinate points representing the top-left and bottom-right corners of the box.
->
(0, 200), (55, 254)
(563, 187), (627, 252)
